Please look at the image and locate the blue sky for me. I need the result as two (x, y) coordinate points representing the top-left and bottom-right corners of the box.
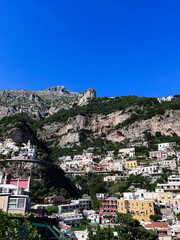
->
(0, 0), (180, 98)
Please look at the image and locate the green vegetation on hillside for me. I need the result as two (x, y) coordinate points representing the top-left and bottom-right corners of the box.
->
(48, 137), (130, 161)
(33, 96), (180, 132)
(88, 213), (158, 240)
(0, 113), (35, 137)
(0, 209), (41, 240)
(71, 173), (156, 210)
(33, 96), (159, 129)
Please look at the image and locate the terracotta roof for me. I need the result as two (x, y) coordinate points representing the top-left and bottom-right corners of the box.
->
(144, 224), (153, 228)
(152, 222), (169, 228)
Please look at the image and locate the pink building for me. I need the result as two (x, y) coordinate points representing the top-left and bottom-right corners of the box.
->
(149, 151), (162, 159)
(99, 197), (118, 224)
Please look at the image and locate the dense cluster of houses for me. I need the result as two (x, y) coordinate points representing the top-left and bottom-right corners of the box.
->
(1, 140), (180, 239)
(60, 142), (180, 191)
(98, 183), (180, 240)
(0, 138), (36, 159)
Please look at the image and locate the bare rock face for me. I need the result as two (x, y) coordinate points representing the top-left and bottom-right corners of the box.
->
(107, 110), (180, 142)
(78, 88), (96, 106)
(36, 110), (131, 147)
(7, 125), (38, 145)
(36, 109), (180, 147)
(0, 86), (96, 119)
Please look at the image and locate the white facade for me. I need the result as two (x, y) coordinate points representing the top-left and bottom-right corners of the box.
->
(89, 213), (100, 224)
(157, 96), (173, 103)
(74, 230), (88, 240)
(103, 175), (116, 182)
(160, 159), (177, 170)
(60, 212), (83, 224)
(129, 166), (162, 175)
(158, 142), (176, 151)
(123, 189), (147, 200)
(118, 147), (135, 158)
(156, 175), (180, 193)
(96, 193), (109, 200)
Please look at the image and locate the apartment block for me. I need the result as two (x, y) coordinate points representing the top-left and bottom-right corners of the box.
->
(117, 199), (156, 222)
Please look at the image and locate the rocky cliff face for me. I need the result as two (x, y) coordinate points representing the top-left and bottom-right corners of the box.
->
(0, 87), (96, 119)
(1, 86), (180, 148)
(78, 88), (96, 106)
(107, 110), (180, 142)
(36, 110), (131, 147)
(36, 109), (180, 147)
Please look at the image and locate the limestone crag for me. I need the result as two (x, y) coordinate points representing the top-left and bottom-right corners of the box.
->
(78, 88), (96, 106)
(0, 87), (96, 119)
(107, 110), (180, 142)
(36, 110), (131, 147)
(37, 109), (180, 147)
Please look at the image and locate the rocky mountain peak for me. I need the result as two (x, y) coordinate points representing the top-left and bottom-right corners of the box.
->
(78, 88), (96, 106)
(0, 86), (96, 119)
(44, 86), (66, 92)
(39, 86), (79, 97)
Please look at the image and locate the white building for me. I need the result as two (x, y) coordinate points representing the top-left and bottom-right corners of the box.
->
(88, 213), (100, 224)
(118, 147), (135, 159)
(60, 212), (83, 224)
(96, 193), (109, 200)
(129, 166), (162, 175)
(0, 184), (30, 215)
(108, 161), (123, 171)
(160, 159), (177, 170)
(103, 175), (116, 182)
(158, 142), (176, 151)
(73, 230), (88, 240)
(123, 189), (147, 200)
(157, 96), (173, 103)
(156, 175), (180, 193)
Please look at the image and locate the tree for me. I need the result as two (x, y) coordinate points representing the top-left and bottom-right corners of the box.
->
(46, 206), (59, 214)
(150, 214), (162, 222)
(0, 209), (41, 240)
(88, 213), (158, 240)
(174, 95), (180, 99)
(115, 213), (158, 240)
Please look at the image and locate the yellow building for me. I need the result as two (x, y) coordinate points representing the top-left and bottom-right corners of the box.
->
(125, 160), (137, 170)
(117, 199), (155, 222)
(144, 192), (180, 211)
(144, 192), (173, 205)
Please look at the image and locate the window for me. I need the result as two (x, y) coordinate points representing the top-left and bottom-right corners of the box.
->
(8, 199), (17, 209)
(8, 198), (25, 209)
(142, 202), (144, 210)
(17, 199), (25, 208)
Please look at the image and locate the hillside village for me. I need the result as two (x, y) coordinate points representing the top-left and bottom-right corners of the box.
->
(1, 138), (180, 239)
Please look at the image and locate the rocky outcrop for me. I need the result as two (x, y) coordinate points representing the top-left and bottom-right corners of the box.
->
(36, 109), (180, 147)
(107, 110), (180, 142)
(36, 110), (131, 147)
(78, 88), (96, 106)
(7, 125), (38, 145)
(0, 86), (96, 119)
